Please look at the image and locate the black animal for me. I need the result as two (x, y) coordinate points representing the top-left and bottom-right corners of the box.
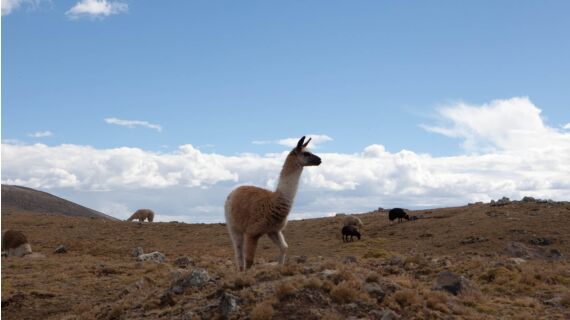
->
(388, 208), (410, 223)
(342, 225), (361, 242)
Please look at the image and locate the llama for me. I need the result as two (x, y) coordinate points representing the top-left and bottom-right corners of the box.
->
(2, 230), (32, 257)
(343, 215), (364, 227)
(225, 136), (321, 270)
(127, 209), (155, 222)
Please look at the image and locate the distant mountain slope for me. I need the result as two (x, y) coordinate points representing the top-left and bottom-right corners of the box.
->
(1, 185), (118, 220)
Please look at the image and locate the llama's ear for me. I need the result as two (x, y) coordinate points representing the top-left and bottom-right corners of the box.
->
(296, 136), (306, 149)
(302, 137), (312, 148)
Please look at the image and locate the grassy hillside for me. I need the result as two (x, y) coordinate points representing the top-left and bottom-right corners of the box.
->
(1, 185), (117, 220)
(2, 201), (570, 319)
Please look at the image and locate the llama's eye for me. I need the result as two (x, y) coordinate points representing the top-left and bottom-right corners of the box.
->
(302, 152), (310, 156)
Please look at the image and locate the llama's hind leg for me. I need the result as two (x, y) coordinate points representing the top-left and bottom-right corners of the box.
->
(244, 234), (261, 270)
(229, 229), (245, 271)
(268, 231), (288, 265)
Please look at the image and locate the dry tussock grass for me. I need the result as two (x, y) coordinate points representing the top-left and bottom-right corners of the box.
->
(250, 300), (275, 320)
(3, 201), (570, 319)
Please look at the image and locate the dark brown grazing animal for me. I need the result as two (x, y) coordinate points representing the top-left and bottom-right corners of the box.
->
(342, 225), (361, 242)
(2, 230), (33, 257)
(388, 208), (410, 223)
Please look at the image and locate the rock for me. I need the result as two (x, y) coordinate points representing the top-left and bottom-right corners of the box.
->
(335, 213), (347, 217)
(544, 297), (562, 307)
(364, 283), (386, 302)
(378, 279), (401, 294)
(137, 251), (165, 263)
(491, 197), (511, 206)
(171, 268), (210, 294)
(218, 291), (239, 319)
(505, 242), (532, 258)
(346, 302), (358, 310)
(343, 256), (357, 264)
(54, 245), (67, 254)
(159, 291), (176, 307)
(432, 271), (474, 296)
(382, 310), (400, 320)
(301, 266), (316, 275)
(507, 258), (527, 265)
(294, 255), (308, 264)
(460, 236), (488, 245)
(131, 247), (144, 257)
(369, 310), (385, 319)
(173, 256), (193, 268)
(321, 269), (338, 278)
(522, 196), (536, 202)
(547, 248), (562, 260)
(529, 237), (553, 246)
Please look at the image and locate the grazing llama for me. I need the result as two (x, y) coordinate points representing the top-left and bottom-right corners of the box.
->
(2, 230), (32, 257)
(225, 136), (321, 270)
(127, 209), (155, 222)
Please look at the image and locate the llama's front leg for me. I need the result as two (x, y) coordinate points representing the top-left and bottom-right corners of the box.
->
(244, 234), (260, 270)
(268, 231), (288, 265)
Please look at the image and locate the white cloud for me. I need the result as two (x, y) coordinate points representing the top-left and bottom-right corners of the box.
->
(28, 131), (53, 138)
(1, 0), (41, 16)
(105, 117), (162, 132)
(253, 134), (333, 149)
(3, 97), (569, 222)
(564, 123), (570, 130)
(421, 97), (570, 153)
(66, 0), (127, 20)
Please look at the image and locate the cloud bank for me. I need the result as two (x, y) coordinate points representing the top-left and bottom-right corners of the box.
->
(2, 97), (569, 222)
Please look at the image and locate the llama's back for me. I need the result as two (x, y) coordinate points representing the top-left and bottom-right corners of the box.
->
(225, 185), (274, 233)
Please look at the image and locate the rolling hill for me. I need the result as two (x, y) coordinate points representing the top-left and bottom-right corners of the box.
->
(1, 185), (117, 220)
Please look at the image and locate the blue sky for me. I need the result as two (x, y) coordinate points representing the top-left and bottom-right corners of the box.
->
(2, 1), (570, 222)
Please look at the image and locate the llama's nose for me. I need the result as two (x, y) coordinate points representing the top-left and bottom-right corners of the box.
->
(315, 156), (322, 165)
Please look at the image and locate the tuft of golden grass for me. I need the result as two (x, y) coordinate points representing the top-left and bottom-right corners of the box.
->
(392, 289), (422, 308)
(225, 274), (256, 290)
(425, 290), (450, 313)
(303, 276), (323, 290)
(274, 280), (299, 300)
(330, 281), (360, 304)
(250, 301), (275, 320)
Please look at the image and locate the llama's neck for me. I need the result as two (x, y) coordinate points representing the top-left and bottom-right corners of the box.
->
(275, 156), (303, 205)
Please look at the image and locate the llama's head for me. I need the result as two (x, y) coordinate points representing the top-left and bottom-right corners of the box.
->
(292, 136), (321, 167)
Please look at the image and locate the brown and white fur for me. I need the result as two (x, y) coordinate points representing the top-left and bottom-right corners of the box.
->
(2, 230), (33, 257)
(127, 209), (155, 222)
(225, 136), (321, 271)
(343, 215), (364, 228)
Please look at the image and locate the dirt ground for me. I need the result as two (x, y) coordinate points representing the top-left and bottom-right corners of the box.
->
(2, 201), (570, 319)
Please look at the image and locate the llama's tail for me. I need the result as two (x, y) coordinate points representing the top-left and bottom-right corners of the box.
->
(224, 192), (233, 224)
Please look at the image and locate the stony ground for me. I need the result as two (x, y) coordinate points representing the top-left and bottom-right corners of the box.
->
(2, 201), (570, 319)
